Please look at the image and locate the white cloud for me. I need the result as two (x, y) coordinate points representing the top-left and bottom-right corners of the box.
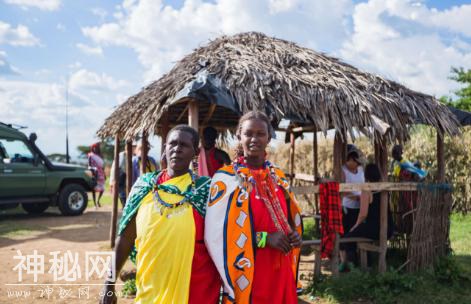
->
(82, 0), (353, 82)
(91, 7), (108, 20)
(56, 23), (66, 32)
(0, 51), (20, 75)
(68, 68), (128, 93)
(0, 76), (129, 157)
(68, 61), (82, 70)
(76, 43), (103, 56)
(340, 0), (471, 97)
(0, 21), (39, 46)
(4, 0), (61, 11)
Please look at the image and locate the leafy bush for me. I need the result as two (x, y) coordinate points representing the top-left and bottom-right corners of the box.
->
(121, 278), (137, 297)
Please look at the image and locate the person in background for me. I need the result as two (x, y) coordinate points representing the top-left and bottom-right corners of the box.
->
(88, 142), (106, 208)
(109, 142), (137, 207)
(391, 144), (427, 181)
(205, 111), (303, 304)
(338, 148), (365, 271)
(339, 164), (394, 268)
(132, 141), (159, 184)
(198, 126), (231, 177)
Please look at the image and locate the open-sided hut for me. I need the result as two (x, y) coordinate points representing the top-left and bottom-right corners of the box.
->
(98, 32), (460, 274)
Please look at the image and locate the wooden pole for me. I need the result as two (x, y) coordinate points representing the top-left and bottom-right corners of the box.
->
(161, 114), (170, 170)
(140, 131), (148, 174)
(437, 131), (445, 183)
(313, 131), (320, 232)
(289, 130), (296, 184)
(376, 136), (388, 273)
(125, 140), (133, 196)
(110, 136), (120, 248)
(188, 100), (199, 130)
(313, 131), (318, 180)
(333, 131), (343, 181)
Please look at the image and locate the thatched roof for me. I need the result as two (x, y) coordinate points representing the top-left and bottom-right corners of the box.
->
(97, 31), (459, 141)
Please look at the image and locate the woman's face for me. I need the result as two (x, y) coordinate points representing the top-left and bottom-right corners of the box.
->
(239, 118), (270, 159)
(165, 130), (195, 172)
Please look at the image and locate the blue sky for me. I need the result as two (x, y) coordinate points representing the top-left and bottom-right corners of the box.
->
(0, 0), (470, 159)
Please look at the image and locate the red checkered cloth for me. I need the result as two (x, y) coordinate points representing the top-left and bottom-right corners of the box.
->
(319, 182), (344, 259)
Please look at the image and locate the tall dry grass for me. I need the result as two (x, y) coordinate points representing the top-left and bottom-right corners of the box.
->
(266, 127), (471, 214)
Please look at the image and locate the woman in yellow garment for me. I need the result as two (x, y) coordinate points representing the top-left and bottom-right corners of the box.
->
(100, 125), (220, 304)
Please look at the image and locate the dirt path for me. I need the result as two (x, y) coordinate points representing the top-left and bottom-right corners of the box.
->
(0, 206), (319, 304)
(0, 206), (135, 304)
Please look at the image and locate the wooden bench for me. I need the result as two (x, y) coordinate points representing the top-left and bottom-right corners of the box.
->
(302, 237), (375, 278)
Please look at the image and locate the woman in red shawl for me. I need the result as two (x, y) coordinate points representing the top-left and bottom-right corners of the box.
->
(205, 111), (303, 303)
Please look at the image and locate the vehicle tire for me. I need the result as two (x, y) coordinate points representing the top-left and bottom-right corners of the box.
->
(58, 184), (88, 216)
(22, 202), (49, 214)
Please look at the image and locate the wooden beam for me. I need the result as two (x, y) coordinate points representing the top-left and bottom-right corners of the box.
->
(313, 131), (318, 179)
(437, 131), (445, 183)
(313, 132), (320, 230)
(333, 132), (343, 181)
(125, 140), (133, 196)
(202, 103), (217, 126)
(289, 131), (295, 184)
(160, 114), (169, 164)
(378, 137), (388, 273)
(292, 182), (419, 195)
(177, 104), (189, 122)
(188, 100), (199, 130)
(110, 136), (120, 248)
(140, 132), (148, 175)
(331, 232), (340, 277)
(292, 125), (316, 133)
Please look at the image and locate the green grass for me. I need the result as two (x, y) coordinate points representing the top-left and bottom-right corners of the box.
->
(307, 214), (471, 304)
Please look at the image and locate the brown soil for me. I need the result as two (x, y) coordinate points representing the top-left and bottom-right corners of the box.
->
(0, 206), (134, 304)
(0, 206), (319, 304)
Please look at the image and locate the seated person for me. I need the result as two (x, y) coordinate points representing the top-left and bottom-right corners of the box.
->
(339, 163), (394, 271)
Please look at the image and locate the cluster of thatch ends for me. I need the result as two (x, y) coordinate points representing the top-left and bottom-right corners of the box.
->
(97, 31), (459, 142)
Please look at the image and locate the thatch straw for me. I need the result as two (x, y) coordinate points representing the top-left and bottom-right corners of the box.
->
(97, 32), (459, 141)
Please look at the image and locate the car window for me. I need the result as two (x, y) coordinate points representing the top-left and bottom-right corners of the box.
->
(0, 138), (34, 163)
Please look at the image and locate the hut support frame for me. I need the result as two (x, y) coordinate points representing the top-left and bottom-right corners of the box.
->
(110, 136), (120, 248)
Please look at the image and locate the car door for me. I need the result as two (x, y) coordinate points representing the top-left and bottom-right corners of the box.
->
(0, 137), (46, 197)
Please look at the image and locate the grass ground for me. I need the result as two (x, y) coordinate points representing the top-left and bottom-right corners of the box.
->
(305, 213), (471, 304)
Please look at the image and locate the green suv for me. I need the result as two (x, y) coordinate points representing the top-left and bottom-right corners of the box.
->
(0, 122), (96, 215)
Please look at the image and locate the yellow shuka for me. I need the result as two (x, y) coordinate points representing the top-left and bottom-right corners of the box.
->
(134, 173), (196, 304)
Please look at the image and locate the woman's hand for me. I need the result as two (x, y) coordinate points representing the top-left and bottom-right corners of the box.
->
(288, 230), (302, 248)
(99, 283), (117, 304)
(267, 232), (291, 254)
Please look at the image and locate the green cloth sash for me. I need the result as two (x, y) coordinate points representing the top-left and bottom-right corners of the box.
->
(117, 171), (211, 263)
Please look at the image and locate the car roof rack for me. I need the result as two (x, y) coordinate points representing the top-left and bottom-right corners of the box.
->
(0, 122), (27, 130)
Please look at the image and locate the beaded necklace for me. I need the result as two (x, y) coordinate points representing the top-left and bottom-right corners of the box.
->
(152, 170), (197, 218)
(233, 157), (292, 234)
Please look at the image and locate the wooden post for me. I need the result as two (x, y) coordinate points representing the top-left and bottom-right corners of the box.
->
(188, 100), (199, 130)
(289, 130), (296, 183)
(110, 136), (120, 248)
(313, 131), (320, 232)
(125, 140), (133, 196)
(333, 131), (343, 181)
(437, 131), (445, 183)
(331, 232), (340, 277)
(140, 131), (148, 174)
(160, 114), (170, 170)
(376, 136), (389, 273)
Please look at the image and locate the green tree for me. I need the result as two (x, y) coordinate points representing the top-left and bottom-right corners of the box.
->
(441, 67), (471, 111)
